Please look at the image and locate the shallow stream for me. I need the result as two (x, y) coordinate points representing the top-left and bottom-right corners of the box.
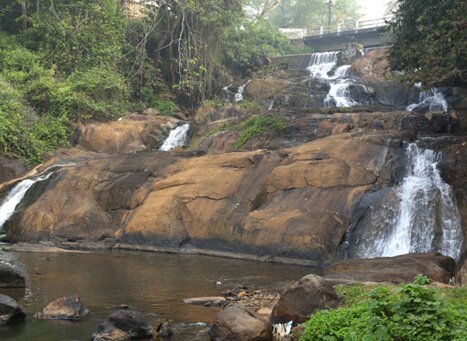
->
(0, 250), (313, 340)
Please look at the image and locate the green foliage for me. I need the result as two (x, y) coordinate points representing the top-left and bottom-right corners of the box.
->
(301, 281), (467, 341)
(413, 274), (431, 285)
(140, 88), (178, 116)
(387, 0), (466, 87)
(234, 115), (285, 149)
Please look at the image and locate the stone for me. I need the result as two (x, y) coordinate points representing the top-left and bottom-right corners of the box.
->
(454, 251), (467, 286)
(36, 295), (89, 320)
(245, 79), (287, 101)
(209, 305), (272, 341)
(326, 253), (456, 284)
(271, 274), (341, 324)
(153, 320), (173, 338)
(183, 296), (226, 306)
(0, 261), (26, 288)
(0, 158), (27, 184)
(256, 307), (272, 316)
(0, 294), (26, 326)
(92, 310), (152, 341)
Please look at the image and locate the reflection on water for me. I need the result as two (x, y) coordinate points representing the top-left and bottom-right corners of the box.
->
(0, 250), (313, 340)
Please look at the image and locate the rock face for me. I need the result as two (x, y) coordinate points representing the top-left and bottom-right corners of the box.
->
(245, 79), (287, 101)
(455, 251), (467, 286)
(209, 305), (272, 341)
(271, 274), (341, 324)
(92, 310), (152, 341)
(6, 132), (400, 265)
(0, 294), (26, 326)
(0, 261), (26, 288)
(326, 253), (456, 284)
(77, 113), (181, 154)
(36, 296), (88, 320)
(0, 158), (27, 185)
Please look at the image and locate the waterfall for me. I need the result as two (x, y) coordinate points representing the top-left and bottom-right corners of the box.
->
(307, 52), (363, 107)
(354, 143), (463, 260)
(407, 88), (448, 112)
(159, 123), (190, 151)
(235, 81), (251, 103)
(0, 172), (54, 229)
(221, 80), (250, 103)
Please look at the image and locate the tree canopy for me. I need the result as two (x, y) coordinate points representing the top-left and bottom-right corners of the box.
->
(387, 0), (466, 87)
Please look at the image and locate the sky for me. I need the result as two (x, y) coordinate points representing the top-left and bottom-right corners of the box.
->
(359, 0), (392, 20)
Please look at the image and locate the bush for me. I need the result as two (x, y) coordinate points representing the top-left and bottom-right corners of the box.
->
(234, 115), (285, 149)
(301, 281), (467, 341)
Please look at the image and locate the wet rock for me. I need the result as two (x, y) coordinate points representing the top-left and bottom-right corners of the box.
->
(326, 253), (456, 284)
(36, 295), (88, 320)
(183, 296), (227, 307)
(245, 79), (287, 101)
(209, 305), (272, 341)
(0, 261), (26, 288)
(153, 320), (173, 338)
(0, 159), (27, 185)
(0, 294), (26, 326)
(454, 251), (467, 286)
(271, 274), (341, 324)
(92, 310), (152, 341)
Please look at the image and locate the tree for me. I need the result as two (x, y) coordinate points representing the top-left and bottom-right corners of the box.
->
(387, 0), (466, 87)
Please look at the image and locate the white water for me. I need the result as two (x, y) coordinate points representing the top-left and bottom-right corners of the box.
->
(159, 124), (190, 151)
(358, 144), (463, 260)
(0, 172), (54, 229)
(407, 88), (448, 112)
(307, 52), (361, 107)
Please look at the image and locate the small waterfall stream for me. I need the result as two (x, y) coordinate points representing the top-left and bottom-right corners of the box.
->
(407, 88), (449, 112)
(0, 172), (55, 230)
(352, 143), (463, 260)
(159, 123), (190, 151)
(307, 51), (368, 107)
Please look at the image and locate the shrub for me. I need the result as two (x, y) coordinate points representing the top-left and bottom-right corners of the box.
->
(301, 281), (467, 341)
(234, 115), (285, 149)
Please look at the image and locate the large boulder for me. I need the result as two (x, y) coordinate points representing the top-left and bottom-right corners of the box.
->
(326, 253), (456, 284)
(77, 113), (180, 154)
(0, 159), (27, 185)
(271, 274), (341, 324)
(245, 79), (287, 101)
(0, 261), (26, 288)
(36, 295), (88, 320)
(92, 310), (152, 341)
(209, 305), (272, 341)
(0, 294), (26, 326)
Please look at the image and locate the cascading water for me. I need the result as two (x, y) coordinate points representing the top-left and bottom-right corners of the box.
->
(159, 123), (190, 151)
(353, 143), (463, 260)
(407, 88), (448, 112)
(0, 172), (55, 229)
(307, 51), (367, 107)
(221, 80), (251, 103)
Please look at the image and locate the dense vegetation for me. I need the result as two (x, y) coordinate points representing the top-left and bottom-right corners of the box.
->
(0, 0), (295, 164)
(387, 0), (466, 87)
(301, 277), (467, 341)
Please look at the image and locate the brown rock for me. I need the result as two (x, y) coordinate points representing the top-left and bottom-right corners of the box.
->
(455, 251), (467, 286)
(271, 274), (341, 324)
(77, 115), (180, 154)
(209, 305), (272, 341)
(92, 310), (152, 341)
(0, 294), (26, 326)
(183, 297), (226, 306)
(0, 159), (27, 184)
(0, 261), (26, 288)
(36, 295), (89, 320)
(245, 79), (287, 101)
(326, 253), (456, 284)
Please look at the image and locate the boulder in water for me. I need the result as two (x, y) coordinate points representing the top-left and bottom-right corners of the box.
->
(36, 295), (88, 320)
(92, 310), (152, 341)
(0, 261), (26, 288)
(0, 294), (26, 326)
(271, 274), (341, 324)
(326, 253), (456, 284)
(209, 305), (272, 341)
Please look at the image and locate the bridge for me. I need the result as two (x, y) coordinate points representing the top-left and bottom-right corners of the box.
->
(280, 16), (394, 52)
